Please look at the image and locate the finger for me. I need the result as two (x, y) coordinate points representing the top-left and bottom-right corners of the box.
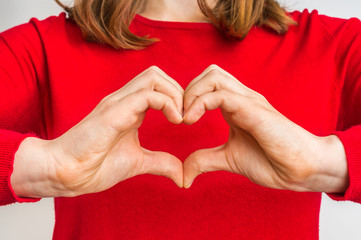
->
(147, 66), (184, 95)
(184, 65), (246, 112)
(141, 148), (184, 188)
(108, 89), (183, 131)
(183, 90), (242, 125)
(184, 64), (218, 93)
(183, 145), (233, 188)
(151, 74), (184, 114)
(185, 64), (238, 93)
(133, 89), (183, 123)
(113, 66), (184, 113)
(140, 66), (184, 113)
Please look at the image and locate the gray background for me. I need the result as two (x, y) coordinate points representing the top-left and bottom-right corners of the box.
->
(0, 0), (361, 239)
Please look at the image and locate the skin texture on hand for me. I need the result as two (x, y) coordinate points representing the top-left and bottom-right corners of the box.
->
(182, 65), (349, 193)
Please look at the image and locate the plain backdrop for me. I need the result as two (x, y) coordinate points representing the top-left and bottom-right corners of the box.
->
(0, 0), (361, 239)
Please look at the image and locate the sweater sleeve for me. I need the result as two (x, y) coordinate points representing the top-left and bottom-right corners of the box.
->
(0, 20), (48, 205)
(320, 16), (361, 203)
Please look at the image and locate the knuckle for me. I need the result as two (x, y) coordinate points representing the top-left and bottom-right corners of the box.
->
(216, 89), (228, 102)
(208, 68), (222, 77)
(98, 92), (117, 108)
(142, 68), (160, 83)
(145, 73), (159, 85)
(97, 97), (116, 114)
(204, 69), (223, 85)
(208, 64), (221, 71)
(130, 89), (153, 107)
(146, 66), (161, 78)
(148, 65), (161, 72)
(162, 98), (174, 111)
(135, 88), (152, 97)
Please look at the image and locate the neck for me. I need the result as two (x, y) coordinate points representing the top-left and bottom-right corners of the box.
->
(136, 0), (214, 23)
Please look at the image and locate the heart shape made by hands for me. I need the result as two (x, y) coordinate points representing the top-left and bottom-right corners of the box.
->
(132, 64), (331, 194)
(50, 64), (338, 199)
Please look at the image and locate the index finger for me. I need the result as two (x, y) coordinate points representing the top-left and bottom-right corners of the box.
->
(184, 65), (246, 111)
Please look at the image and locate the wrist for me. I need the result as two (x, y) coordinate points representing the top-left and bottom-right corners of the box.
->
(11, 137), (61, 198)
(306, 135), (349, 193)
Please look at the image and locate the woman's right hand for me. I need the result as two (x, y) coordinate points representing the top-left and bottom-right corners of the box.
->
(12, 66), (184, 198)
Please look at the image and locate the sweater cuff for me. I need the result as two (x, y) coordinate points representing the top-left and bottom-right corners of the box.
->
(0, 129), (41, 205)
(326, 126), (361, 203)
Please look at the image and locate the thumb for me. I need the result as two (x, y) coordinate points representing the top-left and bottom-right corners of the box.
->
(141, 148), (184, 188)
(183, 144), (232, 189)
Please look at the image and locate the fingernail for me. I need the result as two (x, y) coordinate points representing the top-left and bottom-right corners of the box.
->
(184, 179), (194, 189)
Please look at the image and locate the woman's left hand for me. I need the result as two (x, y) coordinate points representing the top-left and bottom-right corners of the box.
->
(183, 65), (349, 193)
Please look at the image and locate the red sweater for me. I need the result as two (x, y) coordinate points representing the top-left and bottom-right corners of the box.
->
(0, 9), (361, 239)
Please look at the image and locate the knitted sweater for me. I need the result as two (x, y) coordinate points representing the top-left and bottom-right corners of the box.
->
(0, 9), (361, 239)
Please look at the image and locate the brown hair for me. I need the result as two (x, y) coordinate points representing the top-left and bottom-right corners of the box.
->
(55, 0), (297, 50)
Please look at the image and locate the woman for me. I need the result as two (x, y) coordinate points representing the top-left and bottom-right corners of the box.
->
(0, 0), (360, 239)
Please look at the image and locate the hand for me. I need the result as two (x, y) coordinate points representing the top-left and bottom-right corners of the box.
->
(182, 65), (349, 193)
(14, 66), (184, 198)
